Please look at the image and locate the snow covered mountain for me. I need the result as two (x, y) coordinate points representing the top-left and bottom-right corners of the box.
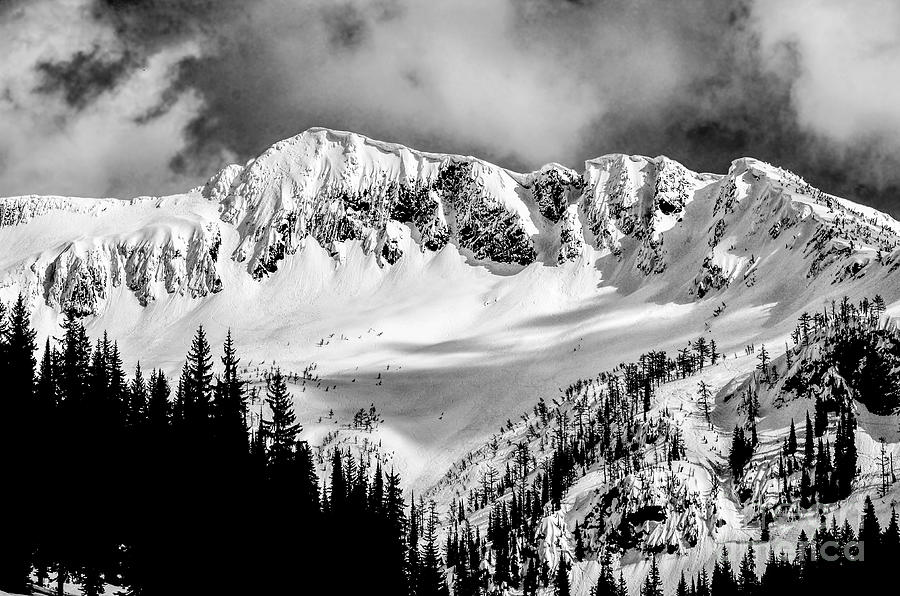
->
(4, 127), (900, 595)
(4, 127), (898, 318)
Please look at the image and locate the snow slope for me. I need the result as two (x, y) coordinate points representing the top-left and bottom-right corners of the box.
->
(4, 127), (900, 593)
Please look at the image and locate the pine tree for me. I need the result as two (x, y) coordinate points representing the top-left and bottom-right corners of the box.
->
(60, 310), (91, 407)
(694, 337), (709, 369)
(261, 369), (301, 473)
(698, 380), (712, 428)
(814, 394), (828, 437)
(760, 510), (771, 542)
(833, 406), (857, 499)
(107, 341), (127, 428)
(295, 441), (320, 515)
(555, 556), (571, 596)
(729, 426), (751, 479)
(883, 505), (900, 562)
(0, 295), (36, 595)
(128, 362), (148, 427)
(184, 325), (214, 432)
(330, 449), (346, 513)
(800, 466), (814, 508)
(738, 542), (757, 595)
(788, 418), (798, 454)
(641, 557), (662, 596)
(595, 548), (616, 596)
(384, 467), (409, 595)
(804, 413), (815, 468)
(147, 369), (171, 432)
(369, 461), (385, 516)
(697, 567), (710, 596)
(676, 571), (689, 596)
(859, 495), (880, 554)
(418, 501), (448, 596)
(711, 545), (736, 596)
(214, 329), (248, 458)
(7, 294), (36, 403)
(756, 344), (770, 381)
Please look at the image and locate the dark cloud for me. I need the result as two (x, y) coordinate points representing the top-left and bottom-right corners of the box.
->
(34, 46), (138, 109)
(2, 0), (899, 215)
(321, 3), (373, 50)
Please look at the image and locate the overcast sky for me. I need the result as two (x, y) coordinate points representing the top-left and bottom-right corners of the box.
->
(1, 0), (899, 214)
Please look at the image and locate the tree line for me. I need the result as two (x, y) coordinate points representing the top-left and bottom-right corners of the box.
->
(0, 298), (449, 596)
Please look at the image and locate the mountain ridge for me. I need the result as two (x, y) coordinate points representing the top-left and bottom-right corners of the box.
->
(2, 127), (899, 318)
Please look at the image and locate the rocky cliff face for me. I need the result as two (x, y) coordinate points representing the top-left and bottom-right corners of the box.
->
(0, 195), (223, 315)
(207, 128), (574, 278)
(2, 127), (899, 315)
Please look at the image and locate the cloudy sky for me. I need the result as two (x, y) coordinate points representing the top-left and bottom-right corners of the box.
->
(1, 0), (899, 214)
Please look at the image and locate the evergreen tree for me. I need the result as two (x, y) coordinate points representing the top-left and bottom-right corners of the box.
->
(738, 543), (757, 595)
(711, 545), (736, 596)
(698, 380), (712, 428)
(814, 394), (828, 437)
(800, 466), (814, 508)
(595, 548), (616, 596)
(107, 341), (127, 429)
(859, 495), (880, 555)
(384, 467), (409, 595)
(408, 495), (421, 595)
(214, 329), (248, 458)
(128, 362), (148, 427)
(788, 418), (798, 454)
(418, 501), (448, 596)
(295, 441), (320, 515)
(555, 556), (571, 596)
(883, 505), (900, 562)
(147, 370), (171, 432)
(641, 557), (662, 596)
(7, 294), (37, 402)
(756, 344), (770, 381)
(261, 369), (301, 473)
(803, 413), (815, 468)
(676, 571), (689, 596)
(0, 295), (36, 594)
(184, 325), (214, 431)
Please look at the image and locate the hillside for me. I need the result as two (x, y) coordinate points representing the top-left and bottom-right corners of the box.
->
(2, 128), (900, 595)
